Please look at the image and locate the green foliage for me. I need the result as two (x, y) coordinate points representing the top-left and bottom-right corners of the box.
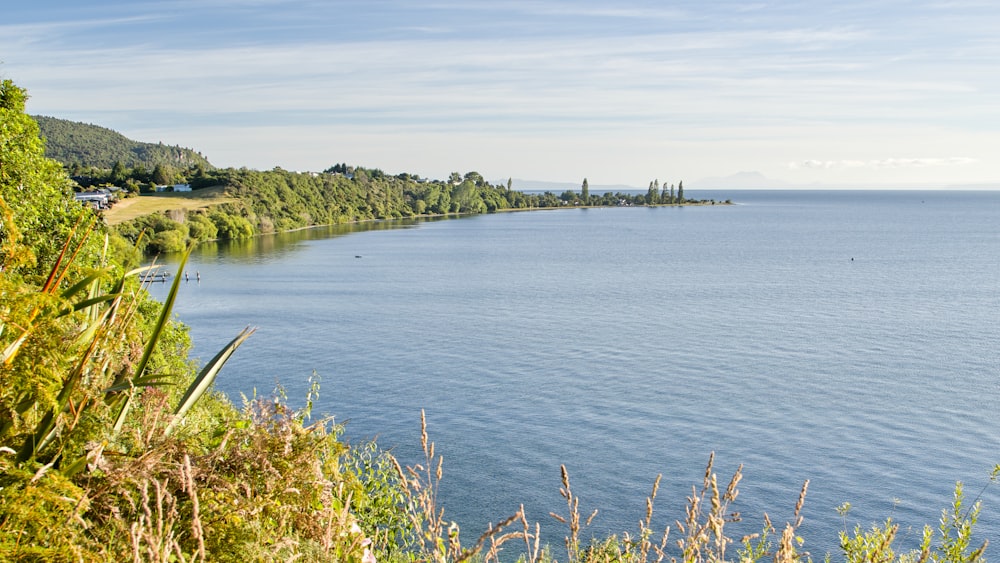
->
(209, 208), (254, 240)
(149, 226), (189, 253)
(32, 115), (213, 171)
(4, 81), (373, 562)
(1, 80), (94, 279)
(0, 459), (105, 561)
(927, 482), (987, 563)
(187, 211), (219, 241)
(151, 162), (176, 185)
(117, 209), (229, 254)
(344, 440), (416, 555)
(840, 520), (900, 563)
(835, 482), (988, 563)
(115, 211), (189, 254)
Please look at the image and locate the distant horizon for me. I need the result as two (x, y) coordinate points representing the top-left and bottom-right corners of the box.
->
(508, 176), (1000, 192)
(31, 112), (1000, 192)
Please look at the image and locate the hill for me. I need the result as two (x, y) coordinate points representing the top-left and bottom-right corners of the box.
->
(32, 115), (213, 170)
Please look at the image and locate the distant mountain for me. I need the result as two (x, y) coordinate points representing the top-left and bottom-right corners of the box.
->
(33, 115), (213, 170)
(691, 171), (785, 189)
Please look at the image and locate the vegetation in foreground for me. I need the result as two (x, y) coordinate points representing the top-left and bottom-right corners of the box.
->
(1, 78), (994, 562)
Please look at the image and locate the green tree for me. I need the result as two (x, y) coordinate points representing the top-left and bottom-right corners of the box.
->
(209, 211), (254, 240)
(581, 178), (590, 204)
(463, 171), (484, 186)
(0, 79), (87, 278)
(152, 162), (173, 185)
(110, 160), (127, 184)
(451, 180), (485, 213)
(677, 180), (684, 203)
(187, 212), (219, 241)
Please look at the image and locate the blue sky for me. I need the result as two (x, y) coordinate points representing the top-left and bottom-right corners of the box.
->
(3, 1), (999, 188)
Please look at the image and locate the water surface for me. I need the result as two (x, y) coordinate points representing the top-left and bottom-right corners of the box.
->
(149, 190), (1000, 556)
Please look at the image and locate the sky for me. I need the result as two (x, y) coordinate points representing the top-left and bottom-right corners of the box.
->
(3, 1), (1000, 189)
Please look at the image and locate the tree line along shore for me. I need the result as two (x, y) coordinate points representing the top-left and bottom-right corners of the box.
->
(89, 163), (728, 255)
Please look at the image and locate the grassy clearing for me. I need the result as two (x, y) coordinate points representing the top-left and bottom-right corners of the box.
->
(102, 185), (237, 225)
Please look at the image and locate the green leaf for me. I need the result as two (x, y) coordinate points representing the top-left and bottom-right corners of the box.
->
(111, 246), (192, 433)
(59, 271), (106, 300)
(164, 325), (255, 436)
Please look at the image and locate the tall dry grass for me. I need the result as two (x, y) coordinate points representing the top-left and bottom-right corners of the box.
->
(383, 414), (989, 563)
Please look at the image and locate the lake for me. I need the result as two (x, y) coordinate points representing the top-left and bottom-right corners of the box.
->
(147, 190), (1000, 557)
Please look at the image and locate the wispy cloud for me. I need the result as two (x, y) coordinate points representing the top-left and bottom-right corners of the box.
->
(4, 0), (999, 185)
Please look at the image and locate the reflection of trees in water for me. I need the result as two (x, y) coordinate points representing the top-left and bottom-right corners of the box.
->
(184, 216), (448, 263)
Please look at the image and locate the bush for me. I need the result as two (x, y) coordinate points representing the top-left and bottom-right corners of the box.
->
(148, 226), (188, 253)
(187, 212), (219, 241)
(209, 211), (254, 240)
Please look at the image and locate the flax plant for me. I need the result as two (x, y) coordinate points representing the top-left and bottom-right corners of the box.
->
(1, 229), (251, 472)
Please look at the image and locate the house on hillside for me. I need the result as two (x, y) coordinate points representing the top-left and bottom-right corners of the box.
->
(155, 184), (192, 192)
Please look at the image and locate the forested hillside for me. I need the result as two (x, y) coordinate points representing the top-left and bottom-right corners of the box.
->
(33, 115), (212, 171)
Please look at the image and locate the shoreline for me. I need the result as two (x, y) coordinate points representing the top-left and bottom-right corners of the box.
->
(118, 195), (731, 250)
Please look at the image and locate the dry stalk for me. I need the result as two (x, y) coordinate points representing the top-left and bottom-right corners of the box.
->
(519, 504), (543, 563)
(397, 410), (524, 562)
(637, 473), (670, 563)
(550, 464), (598, 561)
(774, 480), (809, 563)
(129, 477), (187, 563)
(675, 453), (744, 563)
(180, 454), (206, 563)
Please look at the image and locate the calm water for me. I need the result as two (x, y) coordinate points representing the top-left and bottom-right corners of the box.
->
(148, 190), (1000, 556)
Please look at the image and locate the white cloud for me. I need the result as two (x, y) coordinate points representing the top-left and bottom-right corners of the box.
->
(788, 157), (979, 170)
(4, 0), (1000, 185)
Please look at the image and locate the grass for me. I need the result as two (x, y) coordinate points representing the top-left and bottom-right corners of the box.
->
(102, 185), (237, 225)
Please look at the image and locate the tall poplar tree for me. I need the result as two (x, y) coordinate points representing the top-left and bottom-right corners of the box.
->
(581, 178), (589, 204)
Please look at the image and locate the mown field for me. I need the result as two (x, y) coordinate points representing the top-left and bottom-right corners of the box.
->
(102, 185), (236, 225)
